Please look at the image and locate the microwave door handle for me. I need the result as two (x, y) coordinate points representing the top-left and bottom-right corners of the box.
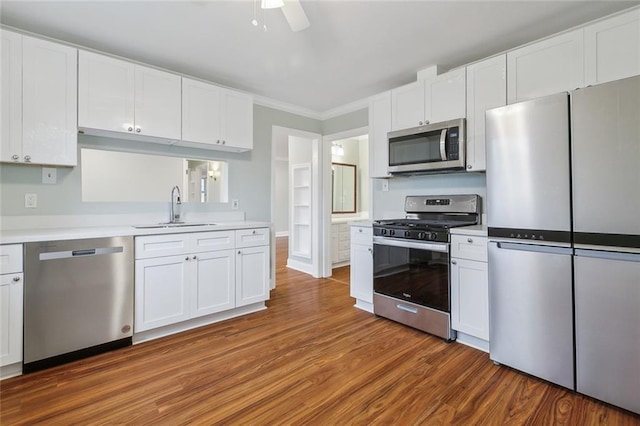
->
(439, 129), (447, 161)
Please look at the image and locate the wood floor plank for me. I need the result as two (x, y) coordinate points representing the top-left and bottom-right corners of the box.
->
(1, 237), (638, 424)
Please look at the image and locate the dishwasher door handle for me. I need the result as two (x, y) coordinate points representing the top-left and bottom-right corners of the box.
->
(40, 246), (124, 261)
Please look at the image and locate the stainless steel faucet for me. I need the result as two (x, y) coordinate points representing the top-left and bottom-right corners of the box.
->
(170, 185), (182, 223)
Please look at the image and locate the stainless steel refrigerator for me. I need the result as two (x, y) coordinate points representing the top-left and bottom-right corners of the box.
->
(486, 76), (640, 414)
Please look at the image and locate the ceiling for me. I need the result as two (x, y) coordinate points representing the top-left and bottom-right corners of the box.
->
(1, 1), (638, 117)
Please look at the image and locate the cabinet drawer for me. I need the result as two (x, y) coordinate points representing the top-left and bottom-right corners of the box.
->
(351, 226), (372, 245)
(451, 235), (487, 262)
(236, 228), (269, 248)
(191, 231), (235, 253)
(0, 244), (23, 274)
(135, 234), (191, 259)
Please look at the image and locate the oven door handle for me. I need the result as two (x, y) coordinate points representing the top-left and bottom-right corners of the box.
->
(373, 236), (449, 253)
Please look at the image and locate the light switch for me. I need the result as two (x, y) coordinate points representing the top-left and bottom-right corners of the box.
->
(25, 193), (37, 209)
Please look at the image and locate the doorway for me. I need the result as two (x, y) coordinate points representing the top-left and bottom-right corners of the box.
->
(271, 126), (324, 279)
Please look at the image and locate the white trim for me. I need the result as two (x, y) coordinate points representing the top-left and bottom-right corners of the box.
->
(354, 300), (374, 314)
(320, 97), (370, 120)
(286, 258), (316, 277)
(253, 95), (323, 120)
(275, 231), (289, 237)
(455, 332), (490, 353)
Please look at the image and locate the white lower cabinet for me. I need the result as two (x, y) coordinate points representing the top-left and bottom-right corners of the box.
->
(135, 228), (269, 333)
(450, 234), (489, 348)
(349, 225), (373, 312)
(0, 244), (24, 373)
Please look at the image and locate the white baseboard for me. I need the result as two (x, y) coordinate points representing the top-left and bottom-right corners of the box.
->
(455, 331), (489, 353)
(354, 299), (374, 313)
(286, 258), (315, 276)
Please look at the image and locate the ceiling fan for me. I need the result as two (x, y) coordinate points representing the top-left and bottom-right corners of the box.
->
(253, 0), (310, 32)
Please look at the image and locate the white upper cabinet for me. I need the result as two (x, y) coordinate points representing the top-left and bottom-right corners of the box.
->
(182, 77), (253, 152)
(134, 65), (181, 140)
(391, 69), (466, 131)
(584, 9), (640, 86)
(368, 91), (392, 178)
(391, 81), (425, 130)
(465, 55), (507, 172)
(507, 29), (584, 103)
(78, 50), (181, 142)
(424, 68), (466, 123)
(78, 51), (135, 134)
(220, 89), (253, 151)
(182, 77), (222, 146)
(1, 30), (77, 166)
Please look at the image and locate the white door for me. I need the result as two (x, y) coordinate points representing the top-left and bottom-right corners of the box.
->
(134, 256), (190, 332)
(0, 30), (22, 163)
(350, 241), (373, 304)
(78, 50), (135, 134)
(22, 35), (77, 166)
(191, 249), (235, 317)
(0, 273), (23, 366)
(181, 77), (222, 146)
(451, 258), (489, 340)
(425, 68), (466, 123)
(236, 245), (269, 307)
(220, 88), (253, 150)
(134, 64), (181, 140)
(391, 81), (425, 130)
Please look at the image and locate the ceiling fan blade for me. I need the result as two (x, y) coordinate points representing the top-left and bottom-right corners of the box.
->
(282, 0), (310, 32)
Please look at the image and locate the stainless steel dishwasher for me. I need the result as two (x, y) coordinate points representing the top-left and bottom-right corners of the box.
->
(24, 236), (134, 373)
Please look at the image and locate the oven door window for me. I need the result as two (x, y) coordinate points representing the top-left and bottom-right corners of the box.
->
(389, 130), (443, 166)
(373, 243), (449, 312)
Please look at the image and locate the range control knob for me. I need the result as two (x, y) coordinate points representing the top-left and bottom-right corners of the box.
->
(389, 229), (395, 236)
(428, 233), (438, 241)
(381, 229), (388, 235)
(404, 230), (411, 238)
(417, 232), (426, 239)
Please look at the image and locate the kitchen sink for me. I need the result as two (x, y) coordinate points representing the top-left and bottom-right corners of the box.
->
(133, 222), (216, 229)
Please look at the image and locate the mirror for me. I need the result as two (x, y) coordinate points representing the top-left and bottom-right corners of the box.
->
(81, 148), (228, 203)
(332, 162), (356, 213)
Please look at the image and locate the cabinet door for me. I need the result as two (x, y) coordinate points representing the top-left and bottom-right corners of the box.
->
(22, 36), (77, 166)
(368, 91), (392, 178)
(220, 88), (253, 151)
(181, 77), (221, 146)
(236, 245), (269, 307)
(191, 249), (235, 317)
(78, 50), (135, 135)
(135, 256), (190, 332)
(585, 9), (640, 86)
(425, 68), (466, 123)
(134, 65), (181, 140)
(507, 29), (584, 103)
(465, 55), (506, 172)
(391, 81), (425, 130)
(0, 273), (23, 366)
(1, 30), (22, 163)
(350, 243), (373, 303)
(451, 258), (489, 341)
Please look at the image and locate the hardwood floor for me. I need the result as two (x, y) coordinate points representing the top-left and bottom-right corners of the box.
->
(1, 237), (638, 424)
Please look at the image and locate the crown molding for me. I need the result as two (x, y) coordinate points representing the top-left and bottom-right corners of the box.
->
(319, 97), (370, 120)
(252, 95), (323, 121)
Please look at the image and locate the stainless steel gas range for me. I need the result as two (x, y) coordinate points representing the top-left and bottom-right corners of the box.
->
(372, 194), (480, 341)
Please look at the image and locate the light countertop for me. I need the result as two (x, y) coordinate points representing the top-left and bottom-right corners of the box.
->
(450, 224), (488, 237)
(0, 221), (271, 244)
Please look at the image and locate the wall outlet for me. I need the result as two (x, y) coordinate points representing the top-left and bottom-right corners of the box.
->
(381, 180), (389, 192)
(42, 167), (57, 184)
(231, 199), (239, 210)
(25, 193), (37, 209)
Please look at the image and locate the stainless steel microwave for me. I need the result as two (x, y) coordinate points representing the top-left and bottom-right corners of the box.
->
(387, 118), (465, 174)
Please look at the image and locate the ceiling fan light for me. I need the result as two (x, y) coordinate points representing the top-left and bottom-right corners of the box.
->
(261, 0), (284, 9)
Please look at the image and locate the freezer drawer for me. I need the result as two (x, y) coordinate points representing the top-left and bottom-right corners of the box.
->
(488, 241), (574, 389)
(575, 251), (640, 414)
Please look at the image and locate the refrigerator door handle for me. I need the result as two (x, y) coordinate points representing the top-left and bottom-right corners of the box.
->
(575, 249), (640, 263)
(439, 129), (447, 161)
(495, 241), (573, 256)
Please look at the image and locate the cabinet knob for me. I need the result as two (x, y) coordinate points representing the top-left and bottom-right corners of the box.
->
(238, 250), (241, 255)
(12, 154), (19, 160)
(12, 276), (21, 282)
(216, 140), (221, 144)
(467, 238), (473, 243)
(24, 155), (31, 162)
(368, 247), (372, 254)
(128, 126), (133, 132)
(193, 255), (197, 260)
(136, 127), (141, 133)
(252, 230), (256, 235)
(358, 229), (363, 233)
(418, 121), (423, 125)
(222, 140), (226, 145)
(185, 256), (189, 261)
(425, 120), (430, 125)
(451, 260), (457, 265)
(467, 165), (472, 170)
